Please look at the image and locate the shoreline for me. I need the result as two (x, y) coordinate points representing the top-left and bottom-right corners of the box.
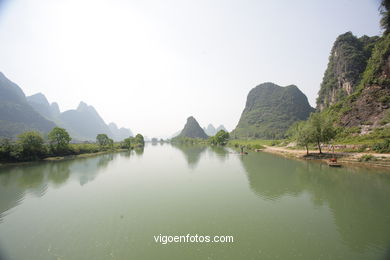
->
(261, 145), (390, 169)
(0, 149), (129, 168)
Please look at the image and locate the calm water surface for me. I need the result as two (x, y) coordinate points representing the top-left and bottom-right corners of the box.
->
(0, 144), (390, 260)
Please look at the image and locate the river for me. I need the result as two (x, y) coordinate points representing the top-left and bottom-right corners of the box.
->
(0, 143), (389, 260)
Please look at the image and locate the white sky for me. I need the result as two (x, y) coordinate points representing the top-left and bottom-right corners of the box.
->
(0, 0), (382, 138)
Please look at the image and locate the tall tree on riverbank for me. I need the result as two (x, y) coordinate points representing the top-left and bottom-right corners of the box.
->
(307, 113), (335, 154)
(18, 131), (45, 160)
(288, 121), (313, 155)
(48, 127), (71, 153)
(96, 134), (113, 150)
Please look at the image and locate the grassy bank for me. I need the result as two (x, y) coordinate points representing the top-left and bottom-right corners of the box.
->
(227, 139), (283, 150)
(0, 142), (140, 165)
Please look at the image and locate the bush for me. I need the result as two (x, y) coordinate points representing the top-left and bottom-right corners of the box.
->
(358, 154), (377, 162)
(372, 139), (390, 153)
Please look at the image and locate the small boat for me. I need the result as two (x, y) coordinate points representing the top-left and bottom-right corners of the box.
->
(328, 161), (341, 167)
(327, 146), (341, 167)
(328, 157), (341, 167)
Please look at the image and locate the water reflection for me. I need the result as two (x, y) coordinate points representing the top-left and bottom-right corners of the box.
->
(239, 152), (390, 253)
(134, 147), (144, 156)
(0, 153), (115, 221)
(171, 144), (207, 168)
(208, 146), (229, 162)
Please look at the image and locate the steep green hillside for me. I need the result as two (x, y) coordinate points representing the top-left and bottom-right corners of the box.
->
(0, 72), (55, 138)
(232, 82), (314, 139)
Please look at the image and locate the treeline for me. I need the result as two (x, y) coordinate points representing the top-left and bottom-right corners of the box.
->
(171, 130), (230, 146)
(288, 113), (390, 154)
(0, 127), (144, 163)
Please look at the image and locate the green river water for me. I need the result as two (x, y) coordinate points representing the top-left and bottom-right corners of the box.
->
(0, 143), (389, 260)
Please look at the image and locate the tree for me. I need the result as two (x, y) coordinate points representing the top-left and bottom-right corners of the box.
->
(17, 131), (45, 160)
(288, 121), (313, 155)
(96, 134), (113, 149)
(48, 127), (71, 153)
(380, 0), (390, 34)
(122, 137), (134, 149)
(134, 134), (145, 147)
(210, 130), (230, 145)
(307, 113), (335, 154)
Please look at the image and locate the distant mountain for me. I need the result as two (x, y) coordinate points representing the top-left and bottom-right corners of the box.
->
(0, 72), (55, 138)
(108, 122), (133, 141)
(58, 101), (112, 141)
(216, 125), (227, 133)
(232, 82), (314, 139)
(27, 92), (132, 141)
(203, 124), (216, 136)
(27, 93), (60, 122)
(203, 124), (228, 136)
(177, 116), (208, 139)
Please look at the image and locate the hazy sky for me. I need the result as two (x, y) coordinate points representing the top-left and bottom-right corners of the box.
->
(0, 0), (382, 138)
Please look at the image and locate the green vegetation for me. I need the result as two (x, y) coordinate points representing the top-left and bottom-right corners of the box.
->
(232, 82), (314, 139)
(96, 134), (114, 150)
(209, 130), (229, 145)
(227, 139), (280, 151)
(358, 154), (377, 162)
(171, 130), (230, 146)
(316, 32), (378, 110)
(288, 113), (336, 154)
(121, 134), (145, 149)
(170, 136), (209, 145)
(17, 131), (46, 160)
(48, 127), (71, 154)
(372, 139), (390, 153)
(287, 121), (312, 155)
(380, 0), (390, 34)
(0, 129), (145, 163)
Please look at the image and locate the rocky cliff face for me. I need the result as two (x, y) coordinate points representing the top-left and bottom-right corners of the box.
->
(232, 82), (314, 139)
(337, 33), (390, 129)
(178, 116), (208, 139)
(317, 32), (378, 111)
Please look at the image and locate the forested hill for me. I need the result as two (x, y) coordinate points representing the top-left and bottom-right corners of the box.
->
(232, 82), (314, 139)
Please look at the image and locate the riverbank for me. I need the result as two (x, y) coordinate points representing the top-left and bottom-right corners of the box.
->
(0, 148), (130, 167)
(262, 145), (390, 169)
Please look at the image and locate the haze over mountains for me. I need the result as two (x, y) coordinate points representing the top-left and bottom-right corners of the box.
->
(203, 124), (228, 136)
(0, 72), (132, 141)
